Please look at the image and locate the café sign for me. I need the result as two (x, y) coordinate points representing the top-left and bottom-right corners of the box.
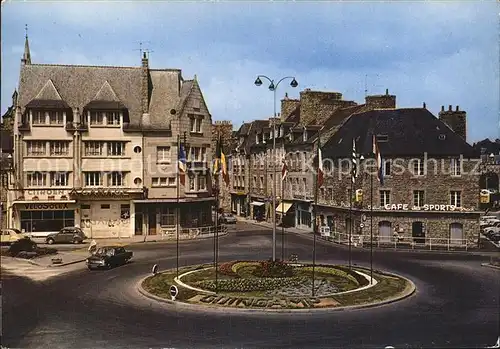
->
(384, 204), (459, 211)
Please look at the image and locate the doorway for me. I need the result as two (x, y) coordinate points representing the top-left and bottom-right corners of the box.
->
(379, 221), (392, 243)
(412, 221), (425, 243)
(449, 223), (464, 245)
(148, 212), (157, 235)
(135, 213), (143, 235)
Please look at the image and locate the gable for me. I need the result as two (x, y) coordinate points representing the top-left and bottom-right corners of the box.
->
(33, 79), (63, 101)
(93, 81), (120, 101)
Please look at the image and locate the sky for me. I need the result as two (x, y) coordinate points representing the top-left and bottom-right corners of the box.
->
(1, 1), (498, 143)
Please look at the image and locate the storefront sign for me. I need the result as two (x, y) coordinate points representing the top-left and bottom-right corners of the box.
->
(71, 188), (127, 197)
(26, 190), (67, 195)
(24, 203), (70, 210)
(384, 204), (458, 211)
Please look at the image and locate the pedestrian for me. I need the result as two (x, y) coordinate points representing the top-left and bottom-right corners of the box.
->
(88, 239), (97, 255)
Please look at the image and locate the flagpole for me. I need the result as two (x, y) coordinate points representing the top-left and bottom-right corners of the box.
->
(281, 173), (285, 261)
(312, 131), (320, 297)
(349, 139), (354, 270)
(370, 159), (374, 284)
(176, 134), (180, 278)
(213, 133), (220, 293)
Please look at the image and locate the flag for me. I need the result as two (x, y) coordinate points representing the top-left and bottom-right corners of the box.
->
(178, 138), (187, 186)
(372, 134), (384, 185)
(213, 135), (229, 186)
(317, 147), (324, 188)
(281, 160), (288, 182)
(351, 138), (357, 184)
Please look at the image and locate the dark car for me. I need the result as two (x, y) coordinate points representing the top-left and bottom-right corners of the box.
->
(86, 246), (133, 270)
(219, 213), (237, 224)
(46, 227), (87, 245)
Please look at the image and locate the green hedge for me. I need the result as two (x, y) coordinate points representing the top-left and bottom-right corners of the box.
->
(231, 261), (261, 274)
(196, 276), (307, 292)
(299, 266), (359, 286)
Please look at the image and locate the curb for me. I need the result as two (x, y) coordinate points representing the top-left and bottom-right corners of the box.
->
(136, 268), (416, 314)
(26, 257), (87, 268)
(481, 263), (500, 270)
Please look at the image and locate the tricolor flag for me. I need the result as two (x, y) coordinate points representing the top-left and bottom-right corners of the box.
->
(351, 138), (357, 184)
(281, 159), (288, 182)
(178, 138), (187, 186)
(317, 146), (324, 188)
(372, 134), (384, 185)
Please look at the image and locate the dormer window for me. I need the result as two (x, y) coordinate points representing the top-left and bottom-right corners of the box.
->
(255, 134), (259, 144)
(189, 114), (203, 133)
(49, 111), (64, 125)
(106, 111), (120, 125)
(303, 131), (307, 142)
(32, 110), (46, 124)
(90, 111), (104, 125)
(376, 134), (389, 142)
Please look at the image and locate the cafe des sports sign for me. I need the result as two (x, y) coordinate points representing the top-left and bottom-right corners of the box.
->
(384, 204), (460, 212)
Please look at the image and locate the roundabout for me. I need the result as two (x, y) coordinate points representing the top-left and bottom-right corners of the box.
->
(140, 260), (415, 311)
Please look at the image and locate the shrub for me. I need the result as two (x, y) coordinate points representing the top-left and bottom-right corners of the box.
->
(231, 261), (260, 275)
(332, 265), (369, 287)
(300, 266), (359, 286)
(197, 276), (307, 292)
(8, 238), (38, 256)
(252, 259), (295, 278)
(12, 247), (57, 259)
(218, 261), (239, 277)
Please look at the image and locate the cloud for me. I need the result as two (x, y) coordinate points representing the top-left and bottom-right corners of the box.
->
(1, 1), (498, 142)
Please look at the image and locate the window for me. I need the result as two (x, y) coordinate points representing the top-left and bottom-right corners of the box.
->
(90, 111), (104, 125)
(26, 141), (46, 156)
(260, 176), (264, 189)
(51, 172), (69, 186)
(412, 159), (424, 176)
(85, 141), (104, 156)
(189, 175), (195, 191)
(253, 176), (257, 188)
(48, 111), (64, 125)
(108, 142), (125, 156)
(451, 158), (461, 176)
(81, 204), (91, 209)
(32, 110), (46, 124)
(189, 147), (202, 161)
(413, 190), (424, 207)
(190, 116), (202, 133)
(157, 147), (171, 163)
(108, 172), (124, 186)
(303, 178), (307, 193)
(160, 207), (176, 226)
(450, 191), (461, 207)
(50, 141), (69, 156)
(380, 190), (390, 206)
(376, 134), (389, 142)
(198, 175), (207, 191)
(27, 172), (46, 187)
(134, 146), (142, 154)
(85, 172), (102, 187)
(106, 111), (120, 125)
(101, 204), (110, 209)
(383, 159), (391, 176)
(120, 204), (130, 219)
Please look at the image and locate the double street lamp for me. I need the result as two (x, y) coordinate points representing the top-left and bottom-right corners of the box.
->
(254, 75), (298, 262)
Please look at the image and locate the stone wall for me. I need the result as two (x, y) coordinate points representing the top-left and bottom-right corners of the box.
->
(365, 89), (396, 109)
(299, 89), (344, 125)
(212, 120), (234, 212)
(438, 105), (467, 142)
(280, 95), (300, 121)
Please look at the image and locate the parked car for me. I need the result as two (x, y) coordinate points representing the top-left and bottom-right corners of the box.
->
(1, 228), (27, 245)
(86, 246), (133, 270)
(484, 226), (500, 235)
(219, 213), (237, 224)
(46, 227), (87, 245)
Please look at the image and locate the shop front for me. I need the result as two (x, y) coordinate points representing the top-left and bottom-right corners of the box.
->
(250, 199), (266, 221)
(276, 201), (295, 227)
(231, 192), (248, 217)
(133, 198), (214, 237)
(14, 201), (77, 237)
(295, 201), (312, 230)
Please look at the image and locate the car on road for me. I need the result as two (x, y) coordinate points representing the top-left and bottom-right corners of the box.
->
(86, 246), (133, 270)
(219, 213), (237, 224)
(45, 227), (87, 245)
(0, 228), (27, 245)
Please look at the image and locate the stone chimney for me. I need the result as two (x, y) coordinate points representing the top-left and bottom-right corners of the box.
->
(365, 88), (396, 109)
(438, 105), (467, 141)
(280, 92), (300, 122)
(299, 89), (343, 125)
(141, 52), (149, 114)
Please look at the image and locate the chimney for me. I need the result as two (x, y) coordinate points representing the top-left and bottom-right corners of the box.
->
(141, 52), (149, 114)
(423, 102), (426, 109)
(456, 105), (459, 111)
(448, 105), (452, 111)
(439, 104), (467, 141)
(441, 105), (445, 112)
(385, 88), (389, 95)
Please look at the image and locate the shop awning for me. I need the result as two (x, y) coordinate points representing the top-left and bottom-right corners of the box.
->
(250, 201), (265, 207)
(276, 202), (293, 214)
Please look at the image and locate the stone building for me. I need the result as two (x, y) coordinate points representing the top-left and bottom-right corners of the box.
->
(1, 99), (15, 228)
(212, 120), (235, 212)
(318, 107), (481, 246)
(6, 35), (214, 238)
(473, 138), (500, 210)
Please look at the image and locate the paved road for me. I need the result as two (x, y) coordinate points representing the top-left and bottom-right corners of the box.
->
(2, 225), (499, 349)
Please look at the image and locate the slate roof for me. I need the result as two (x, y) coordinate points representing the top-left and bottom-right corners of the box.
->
(473, 138), (500, 155)
(285, 105), (300, 123)
(245, 120), (269, 153)
(18, 63), (188, 130)
(237, 122), (252, 136)
(321, 108), (479, 158)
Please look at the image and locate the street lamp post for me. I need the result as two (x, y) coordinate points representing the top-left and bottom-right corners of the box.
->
(254, 75), (298, 262)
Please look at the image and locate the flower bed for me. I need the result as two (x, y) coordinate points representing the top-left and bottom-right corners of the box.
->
(195, 276), (307, 292)
(299, 266), (363, 286)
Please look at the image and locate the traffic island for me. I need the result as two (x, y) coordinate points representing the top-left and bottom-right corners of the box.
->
(140, 260), (416, 312)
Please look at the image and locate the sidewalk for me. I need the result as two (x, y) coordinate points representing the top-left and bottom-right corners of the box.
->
(25, 250), (89, 268)
(237, 216), (313, 235)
